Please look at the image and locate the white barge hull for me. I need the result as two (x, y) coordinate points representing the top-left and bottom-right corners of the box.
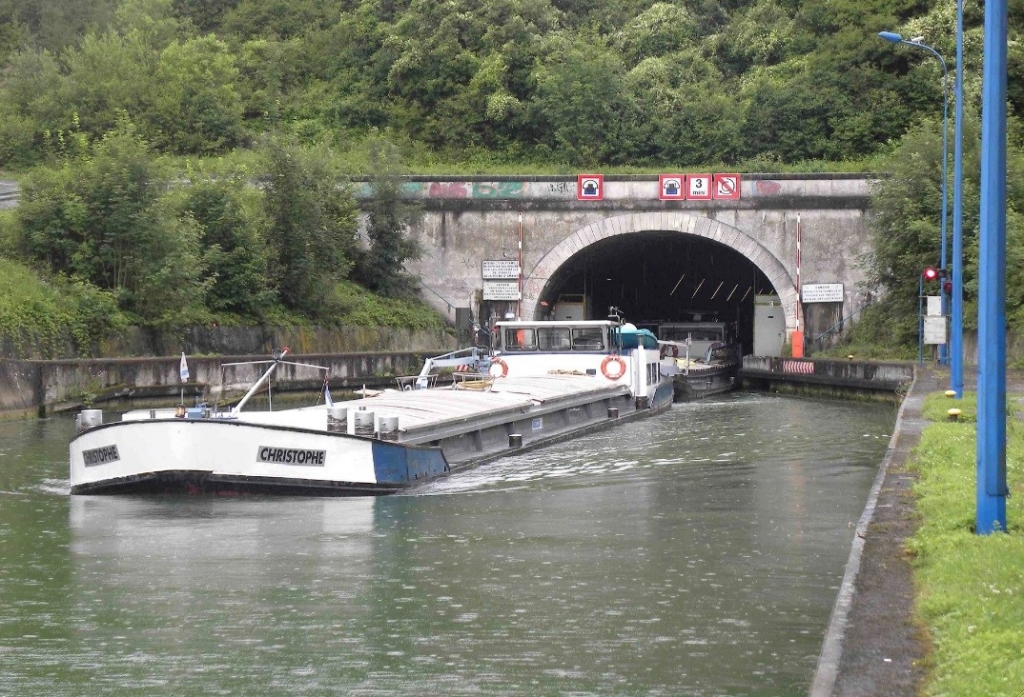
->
(70, 419), (447, 495)
(70, 375), (674, 495)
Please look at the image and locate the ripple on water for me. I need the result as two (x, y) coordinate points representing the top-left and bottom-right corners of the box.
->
(0, 394), (896, 697)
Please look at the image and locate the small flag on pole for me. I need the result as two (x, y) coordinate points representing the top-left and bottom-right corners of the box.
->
(323, 373), (333, 407)
(179, 352), (190, 382)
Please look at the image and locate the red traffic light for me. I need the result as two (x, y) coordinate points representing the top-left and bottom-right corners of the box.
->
(943, 280), (953, 294)
(923, 267), (939, 281)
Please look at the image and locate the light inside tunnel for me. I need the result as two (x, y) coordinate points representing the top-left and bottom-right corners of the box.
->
(537, 231), (774, 354)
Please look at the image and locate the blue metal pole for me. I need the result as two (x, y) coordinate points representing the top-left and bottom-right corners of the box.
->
(918, 275), (924, 366)
(906, 41), (951, 366)
(937, 53), (946, 364)
(951, 0), (965, 397)
(977, 0), (1008, 534)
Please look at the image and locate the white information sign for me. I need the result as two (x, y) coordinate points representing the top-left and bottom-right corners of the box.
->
(482, 259), (520, 279)
(923, 316), (948, 345)
(801, 283), (844, 303)
(687, 174), (712, 200)
(926, 296), (942, 317)
(483, 280), (521, 300)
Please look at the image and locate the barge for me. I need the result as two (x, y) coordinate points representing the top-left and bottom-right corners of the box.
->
(70, 316), (673, 495)
(657, 320), (741, 401)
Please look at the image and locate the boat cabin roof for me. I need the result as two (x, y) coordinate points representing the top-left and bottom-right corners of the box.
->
(495, 320), (616, 352)
(494, 320), (616, 329)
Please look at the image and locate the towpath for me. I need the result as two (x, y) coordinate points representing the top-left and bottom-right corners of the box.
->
(814, 366), (1024, 696)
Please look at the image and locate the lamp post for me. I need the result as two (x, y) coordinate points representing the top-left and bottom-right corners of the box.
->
(977, 0), (1008, 534)
(878, 31), (950, 365)
(951, 1), (965, 398)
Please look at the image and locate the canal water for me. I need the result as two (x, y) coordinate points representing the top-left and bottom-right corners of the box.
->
(0, 393), (895, 696)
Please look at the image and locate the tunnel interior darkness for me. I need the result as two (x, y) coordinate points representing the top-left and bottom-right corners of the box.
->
(536, 231), (775, 354)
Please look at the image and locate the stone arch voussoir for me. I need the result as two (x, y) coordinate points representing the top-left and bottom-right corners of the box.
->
(522, 212), (798, 329)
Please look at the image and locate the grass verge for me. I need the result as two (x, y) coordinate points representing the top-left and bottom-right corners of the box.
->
(908, 391), (1024, 696)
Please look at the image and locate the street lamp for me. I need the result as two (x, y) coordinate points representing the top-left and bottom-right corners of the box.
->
(976, 0), (1008, 533)
(879, 31), (951, 365)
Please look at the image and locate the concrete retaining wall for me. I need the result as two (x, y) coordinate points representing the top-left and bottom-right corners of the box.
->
(739, 356), (914, 400)
(1, 351), (440, 417)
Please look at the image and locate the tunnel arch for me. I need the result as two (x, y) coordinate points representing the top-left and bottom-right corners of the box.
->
(521, 212), (797, 330)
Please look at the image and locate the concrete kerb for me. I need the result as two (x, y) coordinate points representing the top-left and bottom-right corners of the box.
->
(808, 364), (922, 696)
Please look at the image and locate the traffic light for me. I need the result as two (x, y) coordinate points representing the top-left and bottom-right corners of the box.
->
(943, 279), (953, 295)
(923, 267), (939, 281)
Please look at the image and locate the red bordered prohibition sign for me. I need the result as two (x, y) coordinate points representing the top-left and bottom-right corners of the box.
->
(713, 173), (742, 200)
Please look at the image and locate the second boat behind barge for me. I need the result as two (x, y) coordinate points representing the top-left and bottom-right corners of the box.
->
(69, 316), (674, 495)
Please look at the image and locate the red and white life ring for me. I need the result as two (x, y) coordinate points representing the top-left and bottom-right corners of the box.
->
(489, 358), (509, 378)
(601, 355), (626, 380)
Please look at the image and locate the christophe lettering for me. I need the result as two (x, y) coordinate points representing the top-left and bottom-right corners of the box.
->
(257, 447), (326, 467)
(83, 445), (120, 467)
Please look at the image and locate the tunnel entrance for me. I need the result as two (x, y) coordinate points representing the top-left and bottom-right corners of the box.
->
(535, 231), (775, 355)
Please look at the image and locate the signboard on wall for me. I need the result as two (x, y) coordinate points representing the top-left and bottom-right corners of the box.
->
(713, 173), (741, 199)
(658, 174), (685, 200)
(801, 283), (844, 303)
(577, 174), (604, 200)
(482, 260), (520, 279)
(483, 281), (521, 300)
(686, 174), (713, 200)
(924, 316), (947, 345)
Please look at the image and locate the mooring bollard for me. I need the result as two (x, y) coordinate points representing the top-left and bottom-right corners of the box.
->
(354, 411), (375, 436)
(947, 408), (962, 422)
(76, 409), (103, 432)
(508, 433), (523, 448)
(378, 415), (399, 441)
(327, 406), (348, 433)
(607, 407), (619, 419)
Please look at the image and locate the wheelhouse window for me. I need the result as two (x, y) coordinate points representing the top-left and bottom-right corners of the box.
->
(537, 327), (572, 351)
(500, 324), (610, 352)
(571, 327), (605, 351)
(503, 328), (536, 351)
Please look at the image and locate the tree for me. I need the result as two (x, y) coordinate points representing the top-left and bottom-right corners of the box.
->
(259, 136), (357, 318)
(848, 114), (1024, 350)
(530, 34), (637, 164)
(148, 36), (245, 154)
(16, 121), (212, 325)
(353, 139), (422, 297)
(59, 30), (159, 138)
(175, 176), (276, 319)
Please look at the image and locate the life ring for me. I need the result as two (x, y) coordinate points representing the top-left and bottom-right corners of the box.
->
(489, 358), (509, 378)
(601, 355), (626, 380)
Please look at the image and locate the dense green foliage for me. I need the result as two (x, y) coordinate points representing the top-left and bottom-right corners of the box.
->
(0, 256), (129, 357)
(846, 111), (1024, 349)
(908, 392), (1024, 696)
(353, 140), (422, 296)
(0, 127), (427, 351)
(2, 0), (1024, 355)
(2, 0), (1021, 169)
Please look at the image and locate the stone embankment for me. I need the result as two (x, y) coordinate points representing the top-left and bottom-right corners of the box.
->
(1, 350), (447, 418)
(0, 324), (458, 417)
